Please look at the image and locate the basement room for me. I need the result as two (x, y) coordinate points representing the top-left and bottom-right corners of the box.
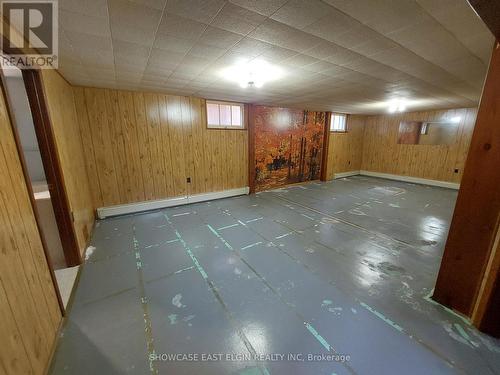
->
(1, 0), (499, 374)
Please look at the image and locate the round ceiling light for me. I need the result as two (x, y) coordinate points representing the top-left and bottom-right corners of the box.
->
(221, 59), (283, 89)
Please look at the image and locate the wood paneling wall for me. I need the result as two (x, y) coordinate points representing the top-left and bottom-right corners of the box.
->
(0, 79), (61, 374)
(361, 108), (477, 183)
(326, 115), (365, 179)
(434, 43), (500, 335)
(73, 87), (248, 208)
(41, 71), (95, 256)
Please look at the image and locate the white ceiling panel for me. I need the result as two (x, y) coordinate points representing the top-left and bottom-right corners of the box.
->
(58, 0), (494, 114)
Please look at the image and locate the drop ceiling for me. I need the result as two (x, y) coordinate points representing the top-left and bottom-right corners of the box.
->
(58, 0), (494, 114)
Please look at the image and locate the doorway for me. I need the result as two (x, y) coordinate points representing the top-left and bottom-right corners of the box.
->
(0, 64), (80, 312)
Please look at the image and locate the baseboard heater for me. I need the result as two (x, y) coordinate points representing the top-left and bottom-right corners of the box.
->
(97, 187), (250, 219)
(334, 170), (460, 190)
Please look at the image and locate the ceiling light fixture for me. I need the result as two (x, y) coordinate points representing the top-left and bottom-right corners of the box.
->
(221, 59), (283, 89)
(450, 116), (461, 123)
(388, 98), (407, 113)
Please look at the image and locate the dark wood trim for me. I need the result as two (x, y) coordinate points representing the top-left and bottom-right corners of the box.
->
(0, 71), (65, 314)
(248, 104), (256, 194)
(467, 0), (500, 40)
(478, 270), (500, 337)
(320, 111), (331, 181)
(433, 42), (500, 329)
(472, 226), (500, 325)
(22, 70), (81, 267)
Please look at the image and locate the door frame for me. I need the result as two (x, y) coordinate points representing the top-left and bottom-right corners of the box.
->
(22, 69), (81, 267)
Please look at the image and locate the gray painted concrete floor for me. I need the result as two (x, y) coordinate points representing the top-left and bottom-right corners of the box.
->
(49, 176), (500, 375)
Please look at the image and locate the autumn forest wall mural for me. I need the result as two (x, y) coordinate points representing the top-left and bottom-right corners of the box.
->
(252, 105), (326, 192)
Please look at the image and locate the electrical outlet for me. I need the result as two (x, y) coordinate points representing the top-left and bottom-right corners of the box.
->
(454, 169), (459, 173)
(187, 177), (191, 183)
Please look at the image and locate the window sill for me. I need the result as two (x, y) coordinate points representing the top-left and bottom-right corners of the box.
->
(207, 126), (246, 130)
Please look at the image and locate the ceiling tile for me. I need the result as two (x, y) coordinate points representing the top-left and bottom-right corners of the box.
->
(271, 0), (333, 30)
(65, 30), (112, 51)
(157, 13), (208, 40)
(460, 33), (495, 65)
(60, 0), (108, 18)
(141, 72), (168, 83)
(187, 43), (228, 60)
(60, 9), (111, 37)
(198, 26), (243, 49)
(174, 56), (212, 75)
(143, 65), (173, 77)
(110, 22), (156, 45)
(58, 0), (491, 114)
(229, 38), (273, 57)
(302, 8), (358, 40)
(165, 0), (226, 23)
(129, 0), (167, 11)
(148, 48), (185, 70)
(302, 41), (344, 60)
(108, 0), (162, 34)
(249, 19), (322, 52)
(228, 0), (288, 17)
(78, 48), (115, 69)
(153, 34), (196, 54)
(211, 3), (266, 35)
(113, 39), (151, 66)
(257, 45), (296, 61)
(325, 0), (429, 35)
(282, 54), (319, 68)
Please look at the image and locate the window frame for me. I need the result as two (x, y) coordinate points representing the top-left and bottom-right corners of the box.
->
(330, 113), (348, 133)
(206, 100), (245, 130)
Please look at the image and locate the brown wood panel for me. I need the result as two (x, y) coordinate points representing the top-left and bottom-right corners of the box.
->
(361, 108), (477, 183)
(72, 87), (103, 207)
(180, 96), (194, 194)
(158, 94), (176, 197)
(133, 93), (155, 201)
(85, 88), (121, 206)
(118, 91), (145, 203)
(166, 95), (188, 197)
(104, 89), (129, 204)
(326, 115), (365, 179)
(0, 79), (61, 375)
(73, 87), (248, 206)
(40, 71), (95, 256)
(189, 97), (207, 195)
(433, 43), (500, 324)
(248, 105), (256, 193)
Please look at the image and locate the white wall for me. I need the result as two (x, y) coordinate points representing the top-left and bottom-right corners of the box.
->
(4, 70), (46, 182)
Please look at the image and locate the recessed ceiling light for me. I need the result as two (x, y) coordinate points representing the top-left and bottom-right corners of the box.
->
(221, 59), (283, 89)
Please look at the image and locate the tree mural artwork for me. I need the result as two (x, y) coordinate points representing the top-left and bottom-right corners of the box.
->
(254, 106), (325, 192)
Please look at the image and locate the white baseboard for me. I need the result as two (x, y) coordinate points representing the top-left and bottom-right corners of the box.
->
(97, 187), (249, 219)
(334, 170), (361, 179)
(187, 187), (249, 204)
(359, 170), (460, 190)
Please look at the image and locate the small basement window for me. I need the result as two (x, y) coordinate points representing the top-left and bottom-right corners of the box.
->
(206, 100), (244, 129)
(330, 113), (347, 132)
